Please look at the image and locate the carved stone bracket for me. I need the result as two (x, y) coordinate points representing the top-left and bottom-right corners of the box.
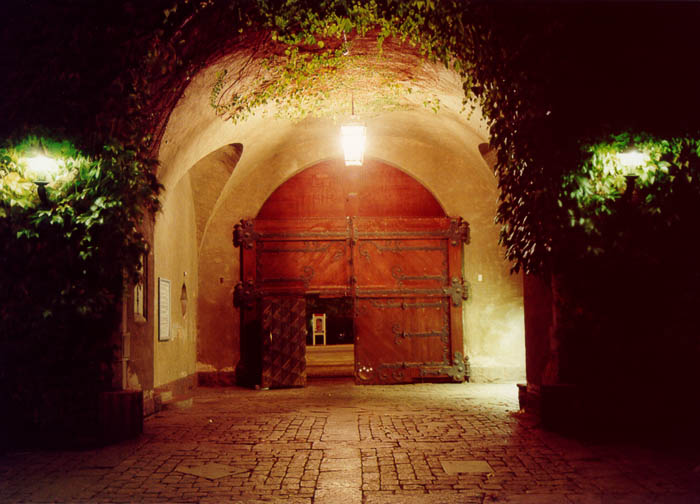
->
(448, 218), (470, 246)
(443, 277), (469, 306)
(233, 280), (258, 309)
(233, 219), (257, 249)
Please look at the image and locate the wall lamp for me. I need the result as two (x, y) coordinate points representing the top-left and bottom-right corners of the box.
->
(616, 149), (650, 200)
(617, 149), (650, 173)
(23, 154), (59, 205)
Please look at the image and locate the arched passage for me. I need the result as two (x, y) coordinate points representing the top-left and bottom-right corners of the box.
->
(147, 43), (525, 399)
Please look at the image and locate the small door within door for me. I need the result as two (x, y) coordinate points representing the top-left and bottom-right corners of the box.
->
(260, 296), (307, 388)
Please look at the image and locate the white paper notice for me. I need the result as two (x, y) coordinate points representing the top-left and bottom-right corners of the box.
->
(158, 277), (171, 341)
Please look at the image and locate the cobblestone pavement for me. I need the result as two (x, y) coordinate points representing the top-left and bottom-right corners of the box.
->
(1, 379), (699, 503)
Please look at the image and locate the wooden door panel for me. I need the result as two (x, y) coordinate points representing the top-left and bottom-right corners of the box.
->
(257, 240), (349, 291)
(353, 216), (453, 235)
(355, 297), (457, 384)
(260, 296), (307, 388)
(351, 216), (467, 385)
(254, 217), (349, 236)
(355, 239), (448, 290)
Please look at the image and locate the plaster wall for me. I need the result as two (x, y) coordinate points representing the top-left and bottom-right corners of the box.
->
(152, 174), (199, 389)
(121, 216), (156, 411)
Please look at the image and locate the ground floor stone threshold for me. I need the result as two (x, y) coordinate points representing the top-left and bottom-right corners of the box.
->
(1, 379), (699, 503)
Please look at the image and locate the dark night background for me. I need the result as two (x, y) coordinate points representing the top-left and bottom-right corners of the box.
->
(2, 1), (700, 140)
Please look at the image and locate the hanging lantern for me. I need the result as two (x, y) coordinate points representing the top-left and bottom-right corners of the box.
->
(341, 92), (366, 167)
(341, 121), (366, 166)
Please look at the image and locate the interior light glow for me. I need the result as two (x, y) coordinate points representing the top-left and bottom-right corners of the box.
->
(341, 123), (366, 166)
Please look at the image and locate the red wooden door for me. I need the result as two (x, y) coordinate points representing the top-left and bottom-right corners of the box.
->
(234, 219), (349, 389)
(234, 216), (469, 386)
(253, 219), (350, 296)
(352, 218), (468, 384)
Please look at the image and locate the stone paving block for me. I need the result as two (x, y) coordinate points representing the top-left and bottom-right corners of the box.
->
(366, 493), (465, 503)
(317, 469), (362, 488)
(441, 459), (495, 475)
(316, 445), (362, 457)
(314, 487), (362, 504)
(485, 493), (572, 503)
(321, 457), (362, 471)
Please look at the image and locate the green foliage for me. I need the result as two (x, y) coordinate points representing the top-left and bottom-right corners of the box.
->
(0, 134), (161, 443)
(463, 4), (700, 274)
(556, 134), (700, 263)
(207, 0), (464, 122)
(547, 135), (700, 389)
(5, 1), (700, 277)
(198, 2), (700, 275)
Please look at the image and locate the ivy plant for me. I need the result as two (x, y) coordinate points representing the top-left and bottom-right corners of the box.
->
(0, 133), (160, 444)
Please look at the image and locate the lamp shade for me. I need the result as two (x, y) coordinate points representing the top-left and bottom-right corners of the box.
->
(24, 154), (59, 181)
(341, 122), (366, 166)
(617, 149), (649, 172)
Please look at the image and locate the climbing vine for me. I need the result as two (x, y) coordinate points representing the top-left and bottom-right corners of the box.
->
(0, 132), (160, 445)
(558, 134), (700, 261)
(207, 1), (456, 124)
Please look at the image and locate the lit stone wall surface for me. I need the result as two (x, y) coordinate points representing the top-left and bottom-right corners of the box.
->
(154, 46), (525, 390)
(153, 176), (199, 389)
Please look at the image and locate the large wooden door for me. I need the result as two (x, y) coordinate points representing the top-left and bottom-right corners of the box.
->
(234, 216), (470, 386)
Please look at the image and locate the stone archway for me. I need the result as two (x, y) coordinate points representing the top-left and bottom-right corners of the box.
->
(149, 42), (525, 396)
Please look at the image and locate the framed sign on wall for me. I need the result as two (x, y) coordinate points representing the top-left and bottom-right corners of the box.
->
(158, 277), (171, 341)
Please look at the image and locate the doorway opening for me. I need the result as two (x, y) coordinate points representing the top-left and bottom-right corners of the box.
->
(306, 296), (354, 377)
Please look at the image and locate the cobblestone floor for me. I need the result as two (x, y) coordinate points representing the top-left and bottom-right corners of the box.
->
(1, 379), (699, 503)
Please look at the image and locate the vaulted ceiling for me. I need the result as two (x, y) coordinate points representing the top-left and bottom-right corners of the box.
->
(158, 36), (494, 250)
